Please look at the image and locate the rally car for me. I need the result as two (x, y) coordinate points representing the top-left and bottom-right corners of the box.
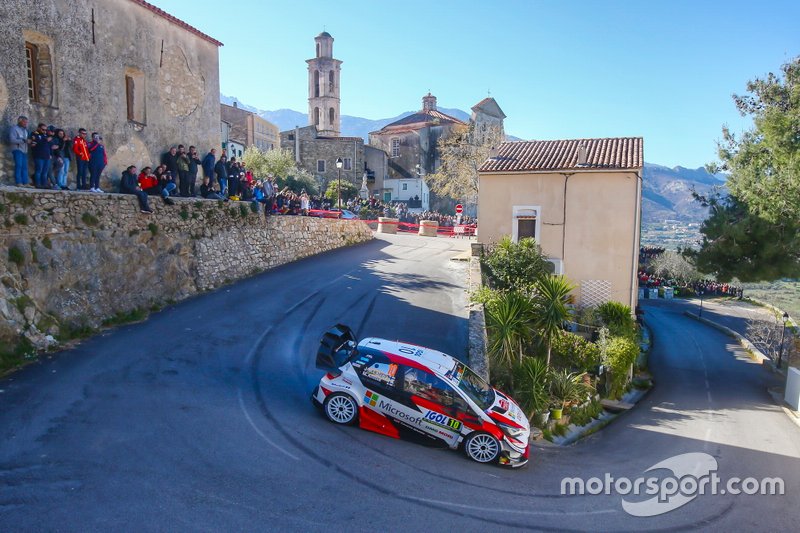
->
(312, 325), (530, 467)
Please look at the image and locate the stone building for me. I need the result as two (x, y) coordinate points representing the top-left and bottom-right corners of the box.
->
(307, 32), (341, 136)
(471, 97), (506, 145)
(0, 0), (222, 187)
(220, 102), (279, 153)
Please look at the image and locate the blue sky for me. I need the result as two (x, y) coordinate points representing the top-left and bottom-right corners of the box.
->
(156, 0), (799, 168)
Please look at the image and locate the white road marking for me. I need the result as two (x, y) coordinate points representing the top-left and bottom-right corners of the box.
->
(407, 496), (617, 516)
(237, 389), (300, 461)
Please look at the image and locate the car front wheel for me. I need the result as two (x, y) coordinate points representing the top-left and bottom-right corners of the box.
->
(323, 393), (358, 425)
(464, 432), (501, 464)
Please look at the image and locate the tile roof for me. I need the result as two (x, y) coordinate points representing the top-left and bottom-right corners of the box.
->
(379, 109), (467, 131)
(479, 137), (643, 173)
(129, 0), (223, 47)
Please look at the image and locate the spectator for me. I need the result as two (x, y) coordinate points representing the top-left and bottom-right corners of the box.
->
(87, 132), (107, 192)
(176, 144), (190, 197)
(163, 146), (179, 180)
(227, 157), (240, 197)
(200, 176), (224, 200)
(214, 154), (228, 195)
(188, 146), (201, 197)
(30, 123), (55, 189)
(72, 129), (90, 191)
(120, 165), (152, 214)
(138, 166), (175, 205)
(8, 115), (30, 186)
(154, 164), (177, 196)
(201, 148), (216, 185)
(53, 129), (72, 190)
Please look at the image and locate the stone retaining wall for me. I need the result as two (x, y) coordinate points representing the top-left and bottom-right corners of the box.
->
(0, 187), (372, 350)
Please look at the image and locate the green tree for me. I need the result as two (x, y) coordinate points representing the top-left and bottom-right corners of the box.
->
(533, 275), (575, 366)
(481, 236), (549, 292)
(692, 57), (800, 281)
(278, 169), (318, 195)
(648, 251), (703, 282)
(485, 291), (535, 370)
(242, 146), (298, 179)
(324, 180), (359, 205)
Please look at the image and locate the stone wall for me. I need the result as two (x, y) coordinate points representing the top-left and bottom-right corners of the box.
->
(0, 0), (221, 189)
(0, 188), (372, 351)
(280, 126), (365, 188)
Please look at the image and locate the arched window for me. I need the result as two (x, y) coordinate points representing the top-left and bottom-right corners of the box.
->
(314, 107), (320, 126)
(329, 107), (335, 127)
(314, 70), (320, 97)
(316, 43), (320, 57)
(329, 70), (334, 92)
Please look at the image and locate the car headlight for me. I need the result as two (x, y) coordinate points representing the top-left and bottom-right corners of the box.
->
(497, 422), (526, 440)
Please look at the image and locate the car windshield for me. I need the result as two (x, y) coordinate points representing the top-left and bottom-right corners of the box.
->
(456, 363), (495, 411)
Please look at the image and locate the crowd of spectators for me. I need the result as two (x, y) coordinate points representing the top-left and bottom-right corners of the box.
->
(638, 272), (743, 298)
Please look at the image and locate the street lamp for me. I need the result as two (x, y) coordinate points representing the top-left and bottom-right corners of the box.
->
(778, 311), (790, 369)
(335, 157), (343, 217)
(698, 290), (704, 318)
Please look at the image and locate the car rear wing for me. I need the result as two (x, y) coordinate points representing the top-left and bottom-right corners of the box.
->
(316, 324), (357, 375)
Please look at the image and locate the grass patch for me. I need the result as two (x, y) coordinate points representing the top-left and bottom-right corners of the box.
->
(228, 207), (238, 218)
(239, 204), (249, 218)
(249, 202), (259, 214)
(0, 203), (6, 214)
(8, 246), (24, 266)
(741, 280), (800, 321)
(57, 323), (96, 342)
(194, 201), (204, 209)
(42, 235), (52, 249)
(13, 213), (28, 225)
(0, 336), (37, 375)
(179, 208), (189, 221)
(147, 223), (158, 236)
(191, 212), (199, 219)
(6, 192), (34, 207)
(11, 295), (34, 315)
(81, 212), (99, 226)
(102, 308), (148, 327)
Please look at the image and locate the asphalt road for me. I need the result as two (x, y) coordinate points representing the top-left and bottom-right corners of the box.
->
(1, 234), (799, 532)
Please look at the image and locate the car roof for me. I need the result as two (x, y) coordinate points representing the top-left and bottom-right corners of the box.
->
(358, 337), (460, 379)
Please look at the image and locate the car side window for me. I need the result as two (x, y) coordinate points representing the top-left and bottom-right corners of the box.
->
(353, 352), (399, 392)
(402, 367), (470, 417)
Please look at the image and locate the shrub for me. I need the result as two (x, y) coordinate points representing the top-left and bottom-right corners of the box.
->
(602, 334), (640, 398)
(8, 246), (24, 265)
(13, 213), (28, 225)
(597, 301), (636, 338)
(551, 331), (601, 372)
(481, 236), (548, 292)
(147, 223), (158, 236)
(549, 369), (590, 409)
(81, 212), (99, 226)
(179, 208), (189, 221)
(249, 202), (259, 214)
(568, 400), (603, 426)
(485, 290), (535, 370)
(239, 204), (249, 218)
(510, 356), (550, 421)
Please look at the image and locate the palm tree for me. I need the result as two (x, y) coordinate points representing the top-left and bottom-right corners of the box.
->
(485, 291), (535, 370)
(534, 275), (575, 366)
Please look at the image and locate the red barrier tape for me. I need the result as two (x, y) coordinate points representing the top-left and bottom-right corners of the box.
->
(306, 210), (476, 236)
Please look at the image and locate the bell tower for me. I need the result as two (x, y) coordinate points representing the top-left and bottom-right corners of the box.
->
(307, 32), (342, 136)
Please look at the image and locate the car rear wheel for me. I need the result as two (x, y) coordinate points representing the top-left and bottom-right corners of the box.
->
(464, 432), (501, 464)
(324, 393), (358, 425)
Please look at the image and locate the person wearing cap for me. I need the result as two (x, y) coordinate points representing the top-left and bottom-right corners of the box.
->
(30, 123), (56, 189)
(8, 115), (31, 186)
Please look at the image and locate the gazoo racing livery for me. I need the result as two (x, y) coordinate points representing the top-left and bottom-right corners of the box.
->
(312, 325), (530, 467)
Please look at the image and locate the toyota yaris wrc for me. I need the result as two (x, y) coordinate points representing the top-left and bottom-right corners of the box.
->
(312, 325), (530, 467)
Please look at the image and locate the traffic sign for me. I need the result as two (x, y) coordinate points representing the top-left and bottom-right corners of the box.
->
(455, 204), (463, 214)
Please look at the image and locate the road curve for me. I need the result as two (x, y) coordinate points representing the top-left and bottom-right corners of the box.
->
(1, 235), (798, 532)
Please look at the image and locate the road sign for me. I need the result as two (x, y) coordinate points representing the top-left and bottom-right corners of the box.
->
(455, 204), (463, 214)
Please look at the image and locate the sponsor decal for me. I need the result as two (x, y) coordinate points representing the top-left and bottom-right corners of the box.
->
(362, 362), (398, 386)
(364, 391), (379, 407)
(378, 399), (422, 425)
(423, 410), (462, 431)
(498, 398), (509, 411)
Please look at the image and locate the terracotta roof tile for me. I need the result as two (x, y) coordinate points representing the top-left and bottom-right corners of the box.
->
(129, 0), (223, 47)
(479, 137), (643, 173)
(379, 109), (467, 131)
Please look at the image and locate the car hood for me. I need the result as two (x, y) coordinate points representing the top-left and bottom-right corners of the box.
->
(487, 390), (529, 429)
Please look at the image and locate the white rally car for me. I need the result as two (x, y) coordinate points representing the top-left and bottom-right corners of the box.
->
(312, 325), (530, 467)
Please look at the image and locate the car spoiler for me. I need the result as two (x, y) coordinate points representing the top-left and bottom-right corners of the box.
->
(316, 324), (357, 375)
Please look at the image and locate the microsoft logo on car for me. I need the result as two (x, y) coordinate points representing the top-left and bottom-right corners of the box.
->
(364, 391), (379, 406)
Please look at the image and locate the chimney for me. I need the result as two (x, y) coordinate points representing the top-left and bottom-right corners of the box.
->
(422, 92), (437, 112)
(233, 101), (238, 108)
(577, 144), (587, 166)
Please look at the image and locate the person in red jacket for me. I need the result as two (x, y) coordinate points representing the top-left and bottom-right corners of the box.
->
(72, 128), (90, 190)
(138, 166), (175, 205)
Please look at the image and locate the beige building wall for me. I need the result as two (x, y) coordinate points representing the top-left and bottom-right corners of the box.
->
(478, 170), (642, 309)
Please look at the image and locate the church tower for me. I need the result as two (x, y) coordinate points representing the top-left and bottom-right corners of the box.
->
(306, 32), (342, 136)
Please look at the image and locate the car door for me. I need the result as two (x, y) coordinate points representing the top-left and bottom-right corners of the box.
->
(398, 366), (469, 446)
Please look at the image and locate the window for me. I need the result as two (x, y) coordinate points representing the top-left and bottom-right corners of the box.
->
(124, 70), (146, 124)
(314, 70), (320, 97)
(511, 205), (541, 243)
(391, 138), (400, 157)
(402, 183), (408, 191)
(25, 43), (39, 102)
(353, 352), (398, 395)
(343, 157), (352, 171)
(329, 107), (335, 126)
(317, 159), (326, 173)
(288, 134), (295, 141)
(316, 43), (320, 57)
(329, 70), (334, 92)
(402, 367), (469, 417)
(314, 107), (320, 126)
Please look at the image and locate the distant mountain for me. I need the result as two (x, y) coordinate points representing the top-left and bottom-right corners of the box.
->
(641, 163), (726, 224)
